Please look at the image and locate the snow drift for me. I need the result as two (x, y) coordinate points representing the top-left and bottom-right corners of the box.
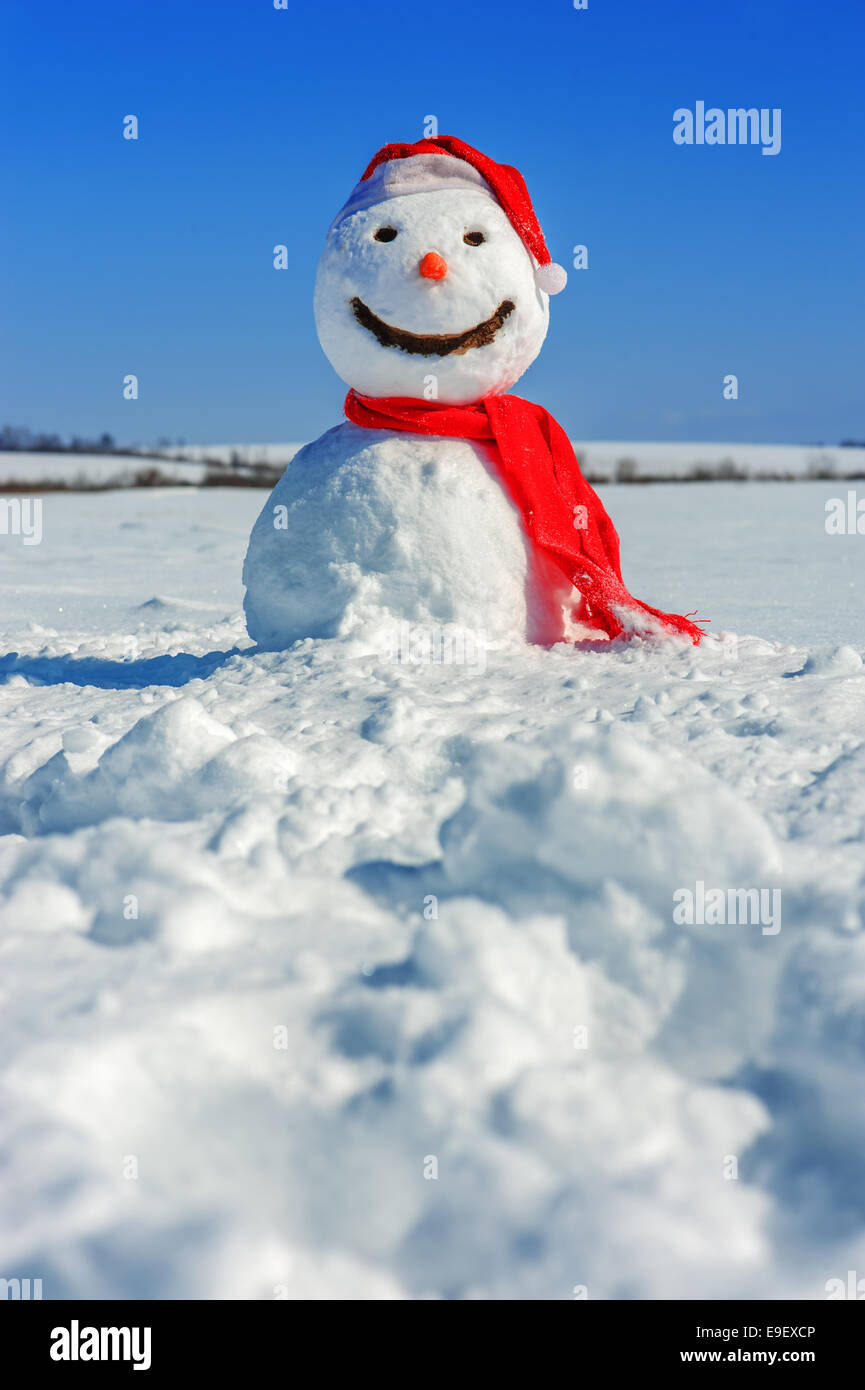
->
(1, 484), (864, 1299)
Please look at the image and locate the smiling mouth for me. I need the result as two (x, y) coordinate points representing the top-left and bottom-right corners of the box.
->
(350, 296), (515, 357)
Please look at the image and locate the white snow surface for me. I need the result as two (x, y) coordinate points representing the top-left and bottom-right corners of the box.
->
(242, 424), (576, 649)
(1, 482), (864, 1300)
(574, 441), (865, 481)
(0, 452), (207, 487)
(9, 441), (863, 488)
(178, 440), (865, 481)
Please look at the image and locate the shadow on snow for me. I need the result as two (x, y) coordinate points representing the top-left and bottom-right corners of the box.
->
(0, 647), (249, 690)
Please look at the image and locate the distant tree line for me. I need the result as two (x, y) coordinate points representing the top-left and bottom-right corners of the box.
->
(0, 425), (187, 455)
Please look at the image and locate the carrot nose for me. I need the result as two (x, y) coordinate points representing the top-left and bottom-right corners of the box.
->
(419, 251), (448, 280)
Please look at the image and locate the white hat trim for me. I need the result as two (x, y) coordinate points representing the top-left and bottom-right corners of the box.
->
(328, 155), (500, 235)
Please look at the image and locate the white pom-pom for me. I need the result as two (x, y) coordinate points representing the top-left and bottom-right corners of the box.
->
(535, 262), (567, 295)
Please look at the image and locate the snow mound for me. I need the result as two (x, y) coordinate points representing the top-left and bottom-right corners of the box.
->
(242, 423), (538, 648)
(242, 424), (579, 649)
(795, 644), (863, 677)
(2, 487), (864, 1299)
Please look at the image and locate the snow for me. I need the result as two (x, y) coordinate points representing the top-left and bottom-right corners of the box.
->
(153, 443), (306, 469)
(1, 481), (864, 1300)
(7, 440), (864, 489)
(0, 452), (207, 488)
(572, 440), (865, 481)
(173, 440), (865, 482)
(242, 423), (576, 649)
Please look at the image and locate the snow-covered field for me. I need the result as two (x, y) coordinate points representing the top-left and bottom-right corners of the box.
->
(574, 440), (865, 481)
(0, 481), (863, 1300)
(0, 452), (207, 488)
(7, 439), (864, 489)
(176, 439), (865, 482)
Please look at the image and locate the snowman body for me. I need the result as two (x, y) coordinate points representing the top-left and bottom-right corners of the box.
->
(243, 153), (573, 649)
(242, 421), (574, 648)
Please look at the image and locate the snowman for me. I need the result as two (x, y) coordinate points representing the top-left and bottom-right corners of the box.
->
(243, 136), (703, 650)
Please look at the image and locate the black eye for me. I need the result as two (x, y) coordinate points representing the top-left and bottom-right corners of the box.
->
(463, 231), (485, 246)
(374, 226), (398, 242)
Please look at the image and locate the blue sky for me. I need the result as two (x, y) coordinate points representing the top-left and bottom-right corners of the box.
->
(2, 0), (863, 446)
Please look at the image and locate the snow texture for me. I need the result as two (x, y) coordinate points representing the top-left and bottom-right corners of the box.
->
(242, 424), (574, 650)
(1, 482), (863, 1299)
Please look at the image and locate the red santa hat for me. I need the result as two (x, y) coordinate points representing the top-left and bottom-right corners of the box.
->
(331, 135), (568, 296)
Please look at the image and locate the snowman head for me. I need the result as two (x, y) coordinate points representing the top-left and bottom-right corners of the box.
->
(314, 137), (567, 405)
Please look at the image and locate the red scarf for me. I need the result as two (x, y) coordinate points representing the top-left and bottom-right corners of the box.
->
(345, 390), (705, 644)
